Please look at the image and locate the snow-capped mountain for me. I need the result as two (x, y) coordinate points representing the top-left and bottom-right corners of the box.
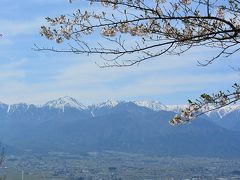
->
(1, 97), (240, 158)
(133, 101), (240, 118)
(207, 104), (240, 118)
(89, 99), (186, 113)
(133, 100), (168, 111)
(44, 96), (87, 111)
(132, 101), (188, 114)
(0, 97), (239, 118)
(7, 103), (31, 113)
(91, 99), (120, 109)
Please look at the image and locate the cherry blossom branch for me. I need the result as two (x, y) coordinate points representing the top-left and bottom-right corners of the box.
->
(169, 83), (240, 125)
(37, 0), (240, 67)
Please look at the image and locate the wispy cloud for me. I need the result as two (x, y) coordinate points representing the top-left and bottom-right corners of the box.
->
(0, 18), (44, 37)
(0, 59), (26, 80)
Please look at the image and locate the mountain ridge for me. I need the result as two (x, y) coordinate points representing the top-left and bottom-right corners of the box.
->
(0, 96), (239, 118)
(0, 97), (240, 158)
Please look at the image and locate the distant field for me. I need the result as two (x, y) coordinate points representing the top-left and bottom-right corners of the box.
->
(0, 167), (65, 180)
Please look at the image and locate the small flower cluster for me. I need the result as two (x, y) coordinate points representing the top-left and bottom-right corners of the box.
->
(181, 0), (191, 5)
(101, 27), (117, 36)
(155, 0), (166, 3)
(216, 7), (225, 18)
(45, 15), (66, 26)
(40, 26), (54, 40)
(40, 9), (103, 43)
(118, 23), (129, 33)
(100, 23), (151, 37)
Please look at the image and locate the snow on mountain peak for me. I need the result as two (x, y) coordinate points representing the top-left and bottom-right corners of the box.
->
(164, 104), (240, 118)
(207, 104), (240, 118)
(0, 97), (239, 117)
(132, 100), (190, 113)
(45, 96), (87, 111)
(133, 100), (168, 111)
(135, 101), (240, 117)
(93, 99), (121, 108)
(165, 105), (188, 113)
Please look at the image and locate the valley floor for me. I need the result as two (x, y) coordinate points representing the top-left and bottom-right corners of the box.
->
(1, 151), (240, 179)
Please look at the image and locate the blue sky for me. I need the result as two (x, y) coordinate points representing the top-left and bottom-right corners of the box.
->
(0, 0), (239, 105)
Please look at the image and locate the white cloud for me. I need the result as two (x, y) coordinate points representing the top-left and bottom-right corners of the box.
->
(0, 59), (26, 80)
(0, 38), (12, 46)
(0, 53), (237, 105)
(0, 18), (45, 37)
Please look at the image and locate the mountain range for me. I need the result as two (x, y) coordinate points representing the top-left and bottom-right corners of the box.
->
(0, 96), (240, 158)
